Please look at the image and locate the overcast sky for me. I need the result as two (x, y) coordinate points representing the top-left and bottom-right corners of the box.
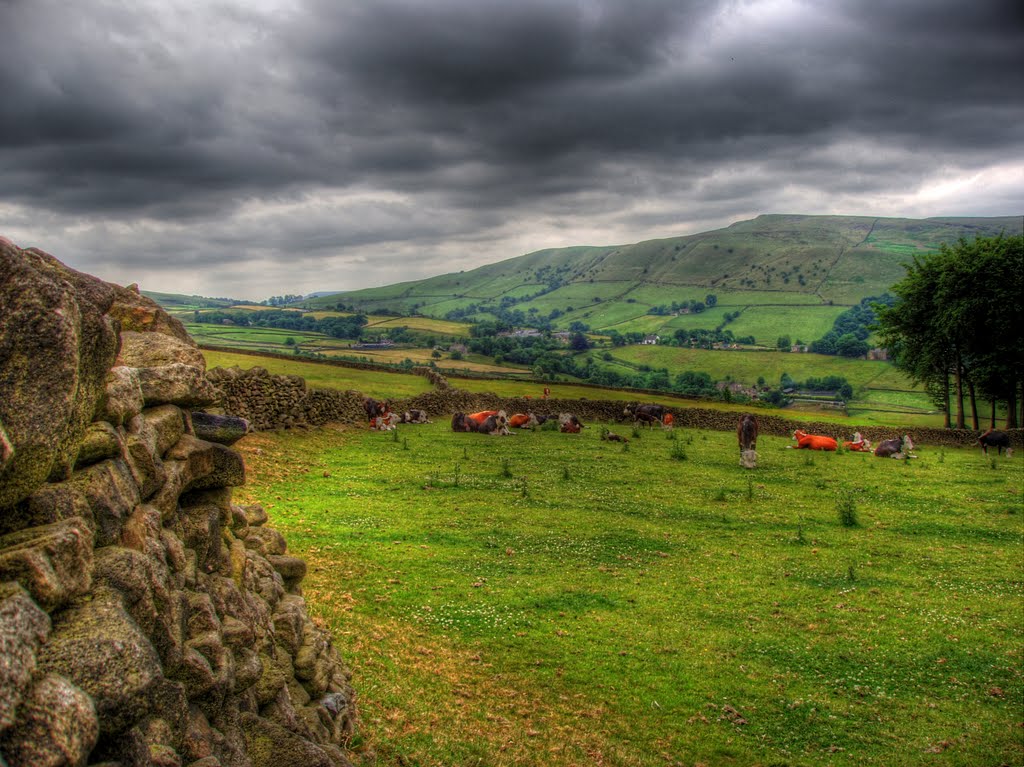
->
(1, 0), (1022, 300)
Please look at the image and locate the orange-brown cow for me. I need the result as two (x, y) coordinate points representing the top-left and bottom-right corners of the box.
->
(791, 429), (837, 451)
(843, 432), (872, 452)
(508, 413), (532, 429)
(662, 413), (675, 430)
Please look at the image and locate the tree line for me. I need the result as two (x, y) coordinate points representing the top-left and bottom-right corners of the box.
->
(875, 234), (1023, 429)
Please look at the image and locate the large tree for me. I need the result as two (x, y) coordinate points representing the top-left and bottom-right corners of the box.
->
(875, 234), (1023, 429)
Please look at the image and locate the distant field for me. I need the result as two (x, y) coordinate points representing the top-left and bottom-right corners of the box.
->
(201, 349), (434, 399)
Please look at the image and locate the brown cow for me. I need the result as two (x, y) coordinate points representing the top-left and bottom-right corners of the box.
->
(363, 397), (389, 427)
(737, 414), (758, 468)
(476, 412), (510, 435)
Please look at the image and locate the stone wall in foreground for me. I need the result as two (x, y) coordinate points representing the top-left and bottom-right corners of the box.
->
(0, 238), (356, 767)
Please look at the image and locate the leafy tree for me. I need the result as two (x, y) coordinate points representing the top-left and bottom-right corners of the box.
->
(777, 335), (791, 351)
(875, 234), (1023, 428)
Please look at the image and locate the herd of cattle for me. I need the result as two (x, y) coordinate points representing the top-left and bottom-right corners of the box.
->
(363, 397), (1015, 465)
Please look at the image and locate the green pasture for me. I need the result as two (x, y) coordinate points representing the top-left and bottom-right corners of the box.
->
(234, 422), (1023, 767)
(610, 347), (893, 390)
(186, 324), (331, 350)
(725, 306), (847, 346)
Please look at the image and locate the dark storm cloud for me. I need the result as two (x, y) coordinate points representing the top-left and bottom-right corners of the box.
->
(0, 0), (1021, 296)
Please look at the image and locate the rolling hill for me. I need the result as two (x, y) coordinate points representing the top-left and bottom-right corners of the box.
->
(303, 214), (1021, 344)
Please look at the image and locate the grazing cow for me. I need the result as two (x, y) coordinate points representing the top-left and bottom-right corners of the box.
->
(662, 413), (675, 430)
(451, 412), (476, 432)
(737, 414), (759, 468)
(843, 432), (872, 452)
(874, 434), (916, 459)
(624, 402), (665, 428)
(363, 397), (389, 427)
(790, 429), (838, 451)
(559, 413), (584, 433)
(398, 409), (431, 424)
(978, 428), (1012, 456)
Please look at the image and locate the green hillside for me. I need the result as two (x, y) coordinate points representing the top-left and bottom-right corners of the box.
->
(306, 214), (1020, 344)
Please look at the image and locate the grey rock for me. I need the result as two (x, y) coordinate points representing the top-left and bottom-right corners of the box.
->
(190, 413), (250, 447)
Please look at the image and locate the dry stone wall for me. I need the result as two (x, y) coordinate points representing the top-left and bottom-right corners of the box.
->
(207, 360), (1020, 451)
(0, 239), (356, 767)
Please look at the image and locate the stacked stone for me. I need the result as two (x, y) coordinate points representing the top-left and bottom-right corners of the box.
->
(205, 368), (310, 432)
(0, 239), (355, 767)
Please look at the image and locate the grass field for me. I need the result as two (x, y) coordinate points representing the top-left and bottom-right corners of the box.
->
(233, 422), (1023, 767)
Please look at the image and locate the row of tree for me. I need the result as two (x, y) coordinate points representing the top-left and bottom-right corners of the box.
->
(875, 234), (1023, 429)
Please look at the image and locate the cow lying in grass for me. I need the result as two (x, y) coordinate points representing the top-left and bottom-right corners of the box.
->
(451, 410), (510, 435)
(559, 413), (584, 433)
(398, 409), (431, 424)
(874, 434), (917, 459)
(737, 414), (758, 468)
(370, 411), (398, 431)
(600, 427), (628, 443)
(789, 429), (838, 451)
(843, 432), (872, 452)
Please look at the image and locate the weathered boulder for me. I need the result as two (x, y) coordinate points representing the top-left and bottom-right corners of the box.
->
(0, 582), (50, 731)
(240, 712), (347, 767)
(68, 458), (142, 548)
(38, 589), (164, 735)
(0, 240), (119, 509)
(75, 421), (124, 469)
(105, 283), (192, 343)
(0, 517), (94, 611)
(95, 366), (145, 427)
(137, 364), (219, 408)
(0, 672), (98, 767)
(118, 330), (206, 370)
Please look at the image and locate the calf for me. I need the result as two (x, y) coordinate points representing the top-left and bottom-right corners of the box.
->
(601, 429), (628, 443)
(662, 413), (675, 430)
(737, 414), (758, 468)
(978, 428), (1012, 456)
(790, 429), (837, 451)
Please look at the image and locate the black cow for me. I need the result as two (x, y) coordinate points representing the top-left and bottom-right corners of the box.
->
(979, 429), (1012, 456)
(363, 397), (389, 426)
(451, 412), (475, 432)
(623, 402), (665, 428)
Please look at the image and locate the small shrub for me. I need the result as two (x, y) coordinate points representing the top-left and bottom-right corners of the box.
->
(746, 478), (754, 502)
(632, 427), (641, 439)
(392, 428), (399, 442)
(453, 462), (461, 487)
(462, 446), (469, 460)
(402, 437), (409, 451)
(838, 492), (859, 527)
(562, 466), (571, 481)
(520, 477), (529, 498)
(670, 441), (687, 461)
(501, 458), (512, 478)
(666, 430), (677, 441)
